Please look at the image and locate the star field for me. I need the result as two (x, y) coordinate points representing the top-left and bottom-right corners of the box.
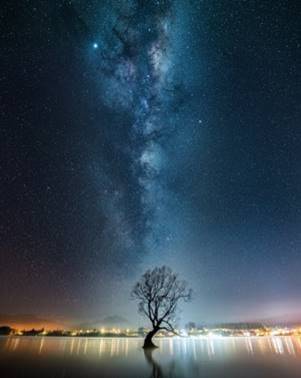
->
(1, 0), (300, 324)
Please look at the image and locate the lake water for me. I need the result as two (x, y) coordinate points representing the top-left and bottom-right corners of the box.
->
(1, 335), (301, 377)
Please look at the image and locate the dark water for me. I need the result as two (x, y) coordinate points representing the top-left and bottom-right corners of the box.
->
(1, 335), (301, 378)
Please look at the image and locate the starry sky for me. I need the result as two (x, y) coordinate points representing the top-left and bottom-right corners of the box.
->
(1, 0), (301, 326)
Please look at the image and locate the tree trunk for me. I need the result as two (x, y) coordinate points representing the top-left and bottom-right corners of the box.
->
(143, 327), (159, 349)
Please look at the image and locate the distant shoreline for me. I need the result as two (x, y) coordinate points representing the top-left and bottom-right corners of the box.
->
(1, 334), (300, 339)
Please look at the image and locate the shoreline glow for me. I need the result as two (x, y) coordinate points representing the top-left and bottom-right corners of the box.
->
(2, 325), (301, 338)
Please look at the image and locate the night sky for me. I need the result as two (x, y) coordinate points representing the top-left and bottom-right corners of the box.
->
(1, 0), (301, 325)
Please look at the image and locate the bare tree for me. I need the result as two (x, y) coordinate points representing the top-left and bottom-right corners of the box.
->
(131, 266), (192, 349)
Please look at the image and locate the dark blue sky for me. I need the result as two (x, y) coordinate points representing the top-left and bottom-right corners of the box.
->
(1, 0), (300, 325)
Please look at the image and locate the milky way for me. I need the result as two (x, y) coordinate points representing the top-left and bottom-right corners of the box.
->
(95, 2), (177, 253)
(84, 0), (192, 277)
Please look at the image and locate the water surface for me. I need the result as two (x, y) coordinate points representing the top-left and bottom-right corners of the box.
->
(1, 335), (301, 377)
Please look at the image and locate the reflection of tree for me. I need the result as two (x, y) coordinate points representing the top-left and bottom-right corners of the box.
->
(144, 348), (164, 378)
(144, 347), (185, 378)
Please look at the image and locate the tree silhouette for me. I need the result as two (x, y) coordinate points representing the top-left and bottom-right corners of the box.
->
(132, 266), (192, 349)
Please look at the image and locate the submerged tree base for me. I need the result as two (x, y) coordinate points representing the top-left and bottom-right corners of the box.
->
(143, 341), (158, 349)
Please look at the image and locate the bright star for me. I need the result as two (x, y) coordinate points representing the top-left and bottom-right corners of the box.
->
(93, 43), (98, 49)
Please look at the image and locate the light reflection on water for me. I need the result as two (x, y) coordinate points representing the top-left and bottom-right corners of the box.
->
(1, 336), (301, 377)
